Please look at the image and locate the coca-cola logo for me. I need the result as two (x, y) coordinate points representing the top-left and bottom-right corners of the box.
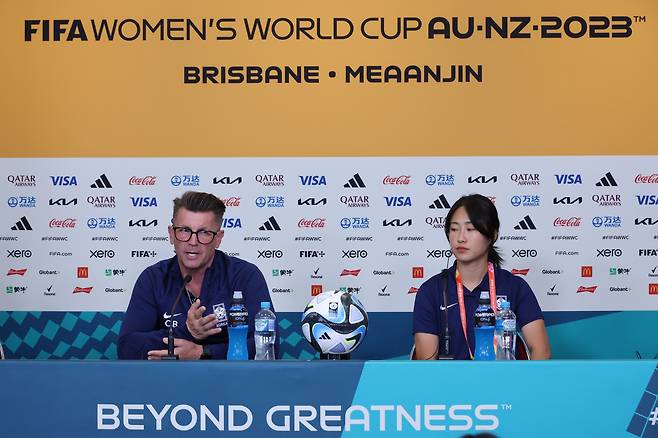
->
(298, 218), (326, 228)
(129, 176), (156, 186)
(553, 217), (582, 227)
(635, 174), (658, 184)
(221, 197), (241, 207)
(49, 218), (76, 228)
(382, 175), (411, 185)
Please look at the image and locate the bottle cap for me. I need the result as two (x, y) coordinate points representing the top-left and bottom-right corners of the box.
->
(480, 290), (490, 300)
(233, 290), (243, 299)
(261, 301), (271, 309)
(501, 300), (511, 309)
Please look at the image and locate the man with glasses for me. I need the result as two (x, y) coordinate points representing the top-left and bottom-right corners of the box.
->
(118, 191), (275, 359)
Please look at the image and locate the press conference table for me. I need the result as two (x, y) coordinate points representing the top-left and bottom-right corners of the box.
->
(1, 360), (656, 437)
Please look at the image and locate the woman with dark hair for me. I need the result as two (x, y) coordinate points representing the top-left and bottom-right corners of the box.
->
(413, 194), (551, 360)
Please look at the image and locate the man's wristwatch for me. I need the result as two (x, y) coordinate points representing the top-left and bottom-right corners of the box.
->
(200, 345), (212, 360)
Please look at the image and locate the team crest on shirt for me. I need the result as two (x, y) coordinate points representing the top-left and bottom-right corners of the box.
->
(213, 303), (228, 328)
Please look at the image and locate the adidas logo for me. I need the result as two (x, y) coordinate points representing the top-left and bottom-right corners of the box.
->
(318, 332), (332, 340)
(429, 195), (450, 209)
(343, 173), (366, 188)
(90, 174), (112, 189)
(514, 215), (536, 230)
(11, 216), (32, 231)
(259, 216), (281, 231)
(595, 172), (617, 187)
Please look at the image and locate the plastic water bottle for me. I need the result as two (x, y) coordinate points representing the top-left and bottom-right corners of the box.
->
(227, 291), (248, 360)
(495, 300), (517, 360)
(474, 290), (495, 360)
(254, 302), (276, 360)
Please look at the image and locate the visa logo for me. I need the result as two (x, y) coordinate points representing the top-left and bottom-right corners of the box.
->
(50, 176), (77, 186)
(637, 195), (658, 206)
(130, 197), (158, 207)
(299, 176), (327, 186)
(384, 196), (412, 207)
(555, 174), (582, 184)
(222, 218), (242, 228)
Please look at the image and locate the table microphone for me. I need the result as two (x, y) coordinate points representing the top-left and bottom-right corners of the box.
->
(162, 274), (192, 360)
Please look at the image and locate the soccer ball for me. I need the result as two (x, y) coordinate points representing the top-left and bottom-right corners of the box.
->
(301, 290), (368, 355)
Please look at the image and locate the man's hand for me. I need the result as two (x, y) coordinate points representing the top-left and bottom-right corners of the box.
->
(186, 299), (222, 340)
(147, 338), (202, 360)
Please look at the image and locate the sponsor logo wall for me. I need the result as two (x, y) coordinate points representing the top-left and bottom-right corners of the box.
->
(1, 156), (657, 313)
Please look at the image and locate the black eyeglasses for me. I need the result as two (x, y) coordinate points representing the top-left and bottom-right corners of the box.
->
(172, 226), (220, 244)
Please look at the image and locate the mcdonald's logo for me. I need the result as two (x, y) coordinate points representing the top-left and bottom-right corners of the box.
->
(581, 266), (593, 278)
(77, 266), (89, 278)
(650, 284), (658, 295)
(311, 284), (323, 296)
(412, 267), (424, 279)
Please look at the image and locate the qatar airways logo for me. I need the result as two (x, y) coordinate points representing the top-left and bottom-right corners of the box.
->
(221, 197), (241, 207)
(129, 176), (156, 186)
(635, 174), (658, 184)
(383, 175), (411, 185)
(553, 217), (582, 227)
(298, 218), (326, 229)
(49, 218), (76, 228)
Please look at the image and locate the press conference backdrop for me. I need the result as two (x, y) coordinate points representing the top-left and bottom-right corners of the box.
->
(0, 0), (657, 359)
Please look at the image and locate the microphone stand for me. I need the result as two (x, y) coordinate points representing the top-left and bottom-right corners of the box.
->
(162, 274), (192, 360)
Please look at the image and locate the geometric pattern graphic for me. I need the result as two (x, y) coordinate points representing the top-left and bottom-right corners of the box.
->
(2, 310), (658, 361)
(0, 311), (121, 359)
(628, 364), (658, 437)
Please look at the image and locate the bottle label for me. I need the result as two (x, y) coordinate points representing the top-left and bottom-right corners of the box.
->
(255, 318), (275, 332)
(502, 319), (516, 331)
(229, 308), (248, 326)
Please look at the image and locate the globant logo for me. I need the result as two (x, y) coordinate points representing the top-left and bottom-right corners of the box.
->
(255, 196), (285, 208)
(170, 175), (200, 187)
(592, 216), (622, 228)
(87, 217), (117, 229)
(7, 196), (36, 208)
(425, 174), (455, 186)
(510, 195), (540, 207)
(340, 217), (370, 229)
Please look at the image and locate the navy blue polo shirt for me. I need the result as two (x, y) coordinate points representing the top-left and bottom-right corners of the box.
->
(413, 263), (543, 360)
(118, 250), (275, 360)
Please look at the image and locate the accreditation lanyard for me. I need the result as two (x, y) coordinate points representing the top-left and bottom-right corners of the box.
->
(455, 262), (497, 359)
